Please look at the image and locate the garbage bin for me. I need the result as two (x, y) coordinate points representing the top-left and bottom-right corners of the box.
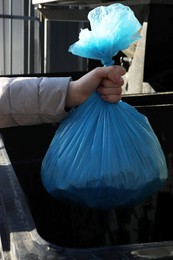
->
(0, 80), (173, 259)
(1, 1), (173, 258)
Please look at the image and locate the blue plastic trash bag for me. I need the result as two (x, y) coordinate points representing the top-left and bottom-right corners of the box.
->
(41, 3), (168, 210)
(68, 3), (142, 66)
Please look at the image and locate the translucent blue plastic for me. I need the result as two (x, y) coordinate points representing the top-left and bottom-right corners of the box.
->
(69, 3), (141, 66)
(41, 4), (168, 210)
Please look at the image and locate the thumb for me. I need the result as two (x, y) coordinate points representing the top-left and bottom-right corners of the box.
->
(106, 65), (126, 83)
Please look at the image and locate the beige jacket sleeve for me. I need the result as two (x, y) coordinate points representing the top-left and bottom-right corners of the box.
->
(0, 76), (71, 128)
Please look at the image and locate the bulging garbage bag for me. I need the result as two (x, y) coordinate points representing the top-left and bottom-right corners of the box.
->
(41, 3), (168, 210)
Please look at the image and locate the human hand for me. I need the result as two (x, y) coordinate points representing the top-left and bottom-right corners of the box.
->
(65, 65), (126, 108)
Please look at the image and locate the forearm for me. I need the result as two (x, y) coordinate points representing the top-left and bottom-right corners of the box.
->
(0, 77), (71, 128)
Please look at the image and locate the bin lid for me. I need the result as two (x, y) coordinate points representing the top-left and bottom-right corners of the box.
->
(32, 0), (173, 5)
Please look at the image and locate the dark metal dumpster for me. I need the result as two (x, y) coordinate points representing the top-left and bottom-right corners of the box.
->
(0, 1), (173, 258)
(0, 85), (173, 259)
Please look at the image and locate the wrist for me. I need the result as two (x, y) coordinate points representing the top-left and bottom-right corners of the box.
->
(65, 81), (82, 108)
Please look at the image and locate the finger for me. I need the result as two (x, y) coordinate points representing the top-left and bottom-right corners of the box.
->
(97, 78), (123, 94)
(113, 65), (126, 77)
(93, 65), (126, 83)
(107, 66), (126, 83)
(100, 94), (122, 103)
(97, 85), (122, 96)
(102, 77), (124, 88)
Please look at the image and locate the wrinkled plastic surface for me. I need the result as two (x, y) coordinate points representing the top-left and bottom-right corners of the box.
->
(42, 92), (167, 209)
(41, 4), (168, 210)
(69, 3), (141, 66)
